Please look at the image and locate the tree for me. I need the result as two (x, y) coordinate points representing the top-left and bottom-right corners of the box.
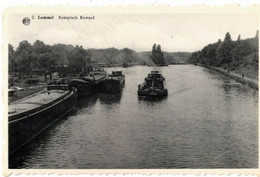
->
(68, 46), (90, 73)
(237, 35), (241, 42)
(31, 40), (48, 68)
(215, 32), (233, 65)
(102, 47), (119, 64)
(8, 44), (16, 72)
(188, 51), (199, 63)
(189, 31), (259, 72)
(152, 44), (157, 56)
(121, 48), (136, 66)
(32, 40), (49, 53)
(157, 45), (161, 53)
(232, 42), (251, 62)
(37, 53), (58, 69)
(253, 30), (259, 63)
(205, 44), (216, 65)
(15, 40), (33, 78)
(150, 43), (165, 65)
(51, 44), (75, 66)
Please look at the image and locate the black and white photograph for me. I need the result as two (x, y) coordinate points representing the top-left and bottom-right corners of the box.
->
(3, 7), (259, 172)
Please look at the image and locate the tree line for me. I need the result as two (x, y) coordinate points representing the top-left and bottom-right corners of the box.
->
(188, 31), (259, 70)
(8, 40), (92, 77)
(8, 40), (191, 78)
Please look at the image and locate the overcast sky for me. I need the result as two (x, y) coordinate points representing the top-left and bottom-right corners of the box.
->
(7, 13), (259, 52)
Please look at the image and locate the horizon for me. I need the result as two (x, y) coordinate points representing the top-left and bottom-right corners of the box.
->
(8, 13), (258, 52)
(9, 32), (257, 54)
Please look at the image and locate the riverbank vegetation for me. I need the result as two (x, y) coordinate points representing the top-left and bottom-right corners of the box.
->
(88, 48), (190, 66)
(8, 40), (92, 77)
(188, 31), (259, 79)
(9, 40), (191, 77)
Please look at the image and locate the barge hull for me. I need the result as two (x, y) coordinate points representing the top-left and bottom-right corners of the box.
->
(9, 88), (77, 156)
(101, 79), (125, 93)
(71, 80), (94, 97)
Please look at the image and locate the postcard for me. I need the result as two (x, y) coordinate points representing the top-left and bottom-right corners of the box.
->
(2, 6), (259, 176)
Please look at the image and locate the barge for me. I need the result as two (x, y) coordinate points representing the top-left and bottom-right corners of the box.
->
(138, 71), (168, 97)
(100, 71), (125, 94)
(88, 68), (107, 85)
(71, 78), (95, 97)
(71, 68), (107, 97)
(8, 84), (77, 155)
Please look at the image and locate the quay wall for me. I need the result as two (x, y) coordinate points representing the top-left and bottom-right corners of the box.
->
(196, 64), (258, 90)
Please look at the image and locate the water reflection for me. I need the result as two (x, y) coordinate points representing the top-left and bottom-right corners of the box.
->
(138, 96), (167, 103)
(76, 95), (99, 109)
(206, 67), (256, 97)
(99, 93), (122, 105)
(220, 78), (255, 96)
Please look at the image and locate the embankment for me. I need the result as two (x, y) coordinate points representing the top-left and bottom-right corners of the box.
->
(196, 64), (258, 90)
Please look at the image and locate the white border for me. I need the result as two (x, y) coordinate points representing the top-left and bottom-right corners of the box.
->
(1, 1), (260, 177)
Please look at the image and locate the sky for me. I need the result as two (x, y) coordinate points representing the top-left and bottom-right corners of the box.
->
(7, 13), (259, 52)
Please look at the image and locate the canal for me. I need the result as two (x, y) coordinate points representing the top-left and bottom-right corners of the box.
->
(9, 65), (258, 169)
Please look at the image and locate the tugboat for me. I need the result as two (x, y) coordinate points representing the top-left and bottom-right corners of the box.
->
(9, 83), (77, 155)
(138, 71), (168, 97)
(100, 71), (125, 94)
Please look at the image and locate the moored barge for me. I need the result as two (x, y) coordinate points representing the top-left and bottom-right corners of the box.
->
(138, 71), (168, 97)
(88, 68), (108, 85)
(71, 78), (95, 97)
(100, 71), (125, 94)
(71, 68), (107, 97)
(8, 84), (77, 155)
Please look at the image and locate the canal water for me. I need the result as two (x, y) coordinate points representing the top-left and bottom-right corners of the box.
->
(10, 65), (258, 169)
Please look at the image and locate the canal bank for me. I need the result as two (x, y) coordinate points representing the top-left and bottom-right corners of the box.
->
(196, 64), (258, 90)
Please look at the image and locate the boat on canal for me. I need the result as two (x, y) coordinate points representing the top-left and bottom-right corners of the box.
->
(100, 71), (125, 94)
(71, 77), (95, 97)
(88, 68), (108, 85)
(71, 68), (107, 97)
(8, 84), (77, 155)
(138, 71), (168, 97)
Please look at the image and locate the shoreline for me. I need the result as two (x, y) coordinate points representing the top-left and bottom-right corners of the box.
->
(196, 63), (258, 90)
